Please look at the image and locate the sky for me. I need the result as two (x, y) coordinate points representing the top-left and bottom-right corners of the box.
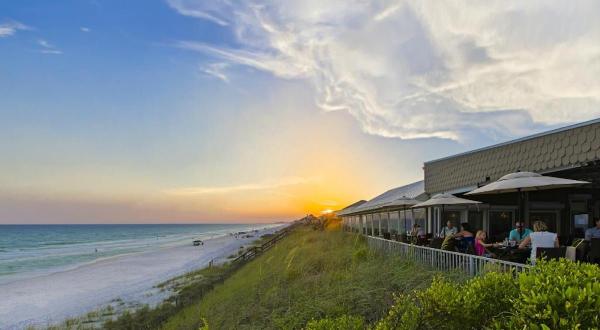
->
(1, 0), (600, 224)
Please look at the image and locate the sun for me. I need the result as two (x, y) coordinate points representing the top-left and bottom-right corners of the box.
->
(321, 209), (333, 215)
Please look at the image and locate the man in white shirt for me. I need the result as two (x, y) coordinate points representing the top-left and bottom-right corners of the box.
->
(584, 218), (600, 241)
(439, 221), (457, 238)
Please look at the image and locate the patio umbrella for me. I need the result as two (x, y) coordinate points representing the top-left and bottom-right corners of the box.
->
(412, 193), (481, 231)
(412, 193), (482, 208)
(465, 171), (589, 222)
(385, 196), (421, 234)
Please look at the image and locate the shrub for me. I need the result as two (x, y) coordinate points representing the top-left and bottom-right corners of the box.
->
(305, 315), (366, 330)
(496, 259), (600, 329)
(376, 272), (519, 330)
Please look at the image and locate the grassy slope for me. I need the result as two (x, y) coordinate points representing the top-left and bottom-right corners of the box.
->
(162, 225), (459, 330)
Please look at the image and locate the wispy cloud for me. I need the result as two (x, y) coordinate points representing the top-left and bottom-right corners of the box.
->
(38, 39), (63, 55)
(0, 20), (30, 38)
(163, 176), (313, 195)
(80, 27), (91, 32)
(199, 62), (230, 82)
(170, 0), (600, 141)
(166, 0), (229, 26)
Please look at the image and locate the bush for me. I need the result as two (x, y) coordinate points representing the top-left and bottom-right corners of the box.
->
(495, 259), (600, 329)
(377, 259), (600, 330)
(376, 272), (519, 330)
(305, 315), (366, 330)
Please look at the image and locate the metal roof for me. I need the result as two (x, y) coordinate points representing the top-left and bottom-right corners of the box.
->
(342, 180), (426, 215)
(336, 200), (367, 216)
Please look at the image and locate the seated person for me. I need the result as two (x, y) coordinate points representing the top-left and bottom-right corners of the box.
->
(438, 221), (458, 238)
(454, 223), (474, 253)
(508, 222), (532, 243)
(441, 234), (457, 251)
(519, 220), (559, 265)
(410, 223), (426, 244)
(474, 230), (500, 257)
(410, 223), (425, 237)
(585, 218), (600, 241)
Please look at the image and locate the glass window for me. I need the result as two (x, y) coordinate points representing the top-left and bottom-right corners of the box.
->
(380, 212), (389, 234)
(373, 213), (381, 236)
(468, 211), (484, 232)
(443, 211), (461, 227)
(405, 210), (414, 234)
(413, 208), (426, 231)
(389, 211), (400, 234)
(489, 211), (513, 241)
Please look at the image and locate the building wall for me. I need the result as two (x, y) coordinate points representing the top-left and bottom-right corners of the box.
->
(424, 121), (600, 194)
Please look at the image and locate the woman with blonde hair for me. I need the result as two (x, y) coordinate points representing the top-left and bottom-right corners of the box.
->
(519, 220), (559, 264)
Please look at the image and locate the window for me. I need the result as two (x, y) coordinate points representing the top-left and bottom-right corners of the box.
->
(414, 209), (426, 232)
(489, 211), (513, 241)
(468, 211), (484, 232)
(389, 211), (400, 234)
(380, 212), (389, 234)
(373, 213), (381, 236)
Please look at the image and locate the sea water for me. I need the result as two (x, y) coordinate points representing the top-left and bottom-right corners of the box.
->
(0, 223), (269, 284)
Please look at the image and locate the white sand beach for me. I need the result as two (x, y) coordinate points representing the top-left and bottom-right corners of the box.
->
(0, 224), (286, 329)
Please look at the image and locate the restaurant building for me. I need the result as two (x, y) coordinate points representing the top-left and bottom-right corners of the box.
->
(341, 118), (600, 243)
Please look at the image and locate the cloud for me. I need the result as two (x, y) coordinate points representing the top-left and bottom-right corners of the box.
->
(199, 62), (230, 82)
(0, 20), (30, 37)
(166, 0), (230, 26)
(163, 176), (313, 195)
(80, 27), (91, 32)
(170, 0), (600, 141)
(38, 39), (63, 55)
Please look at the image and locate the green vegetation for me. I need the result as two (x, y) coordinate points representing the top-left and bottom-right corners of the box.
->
(162, 226), (452, 330)
(373, 259), (600, 330)
(42, 224), (600, 330)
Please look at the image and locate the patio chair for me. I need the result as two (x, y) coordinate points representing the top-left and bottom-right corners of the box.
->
(588, 238), (600, 264)
(429, 237), (443, 249)
(536, 247), (567, 261)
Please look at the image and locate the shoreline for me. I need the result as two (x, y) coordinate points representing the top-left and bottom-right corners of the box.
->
(0, 224), (287, 329)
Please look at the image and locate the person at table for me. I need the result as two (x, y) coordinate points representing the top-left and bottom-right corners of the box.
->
(518, 220), (559, 265)
(438, 221), (457, 238)
(454, 223), (474, 253)
(410, 223), (425, 238)
(474, 230), (500, 257)
(410, 223), (426, 244)
(508, 222), (532, 244)
(584, 218), (600, 241)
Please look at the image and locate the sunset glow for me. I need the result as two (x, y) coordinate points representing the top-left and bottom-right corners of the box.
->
(2, 1), (600, 224)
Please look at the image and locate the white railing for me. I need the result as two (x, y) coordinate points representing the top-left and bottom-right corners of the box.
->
(366, 235), (529, 277)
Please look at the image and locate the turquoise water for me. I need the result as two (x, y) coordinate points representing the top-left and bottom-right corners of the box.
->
(0, 224), (267, 283)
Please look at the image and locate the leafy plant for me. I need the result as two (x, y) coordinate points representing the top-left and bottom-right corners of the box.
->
(496, 259), (600, 329)
(305, 315), (366, 330)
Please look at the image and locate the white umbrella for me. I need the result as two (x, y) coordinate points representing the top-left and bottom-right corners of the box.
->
(412, 194), (481, 232)
(465, 171), (589, 195)
(412, 193), (481, 208)
(465, 171), (589, 222)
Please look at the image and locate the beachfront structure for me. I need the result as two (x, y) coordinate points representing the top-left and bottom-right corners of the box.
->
(341, 118), (600, 243)
(339, 181), (428, 237)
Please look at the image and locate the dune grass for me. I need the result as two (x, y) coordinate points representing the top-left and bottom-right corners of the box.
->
(162, 225), (459, 330)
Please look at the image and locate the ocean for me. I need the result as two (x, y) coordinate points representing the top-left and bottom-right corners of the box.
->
(0, 223), (270, 284)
